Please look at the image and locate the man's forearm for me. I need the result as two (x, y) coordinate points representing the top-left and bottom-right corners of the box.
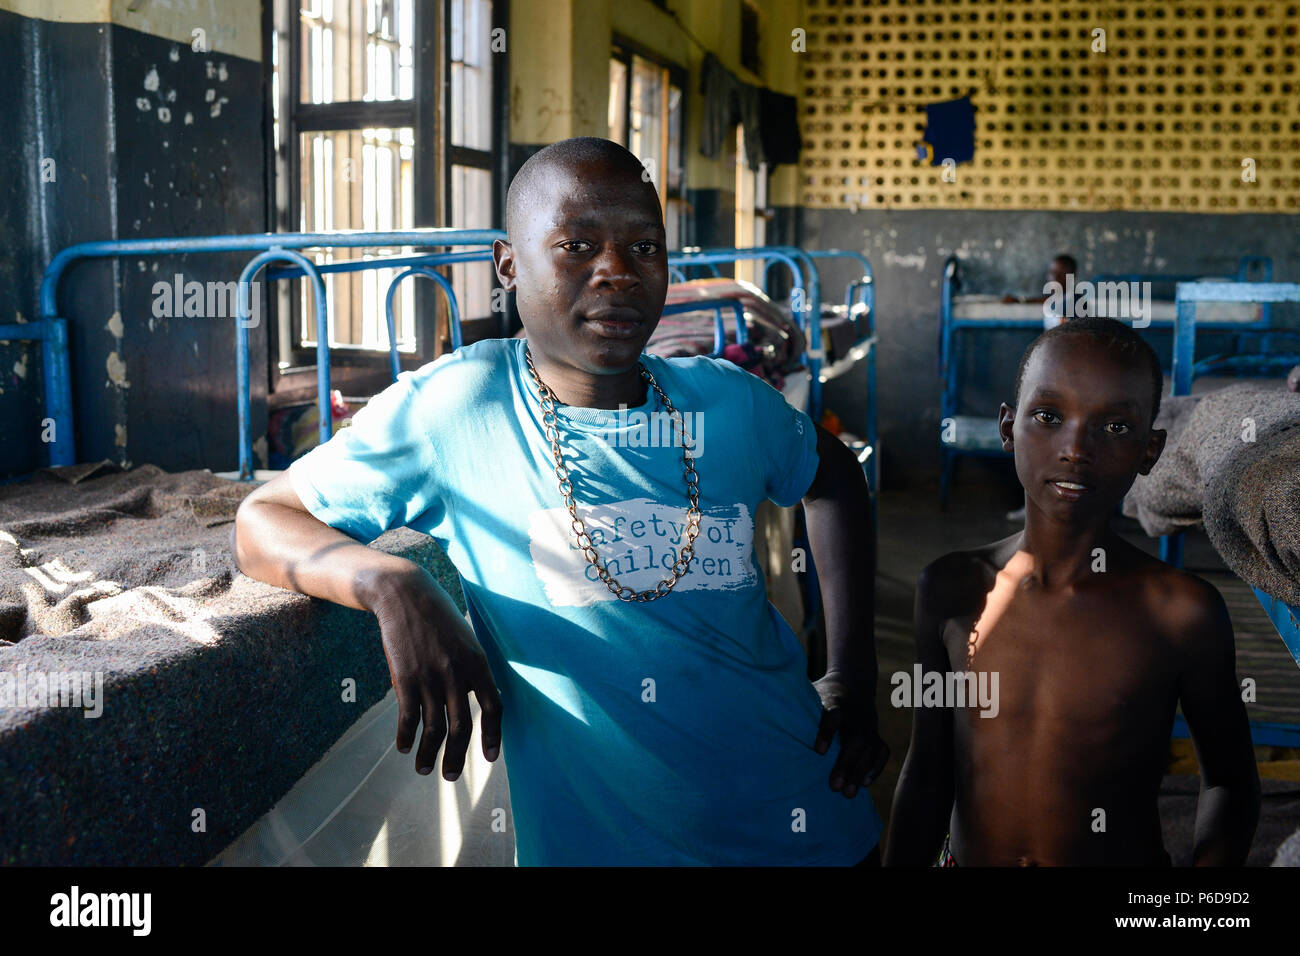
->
(232, 499), (426, 613)
(803, 437), (876, 684)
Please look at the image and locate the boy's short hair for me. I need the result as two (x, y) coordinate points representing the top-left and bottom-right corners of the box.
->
(1052, 253), (1078, 274)
(1014, 316), (1164, 425)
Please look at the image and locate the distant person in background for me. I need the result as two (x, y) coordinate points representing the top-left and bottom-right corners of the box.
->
(1003, 254), (1080, 330)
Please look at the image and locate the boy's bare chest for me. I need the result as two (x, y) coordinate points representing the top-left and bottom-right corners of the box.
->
(941, 587), (1179, 723)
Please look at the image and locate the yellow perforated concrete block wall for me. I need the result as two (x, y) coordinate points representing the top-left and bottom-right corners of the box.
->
(799, 0), (1300, 211)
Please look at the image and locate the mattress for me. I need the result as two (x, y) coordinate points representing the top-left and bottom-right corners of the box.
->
(0, 460), (462, 865)
(951, 293), (1263, 324)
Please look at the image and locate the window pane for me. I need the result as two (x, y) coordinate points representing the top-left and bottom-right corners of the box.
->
(608, 58), (628, 145)
(450, 165), (495, 324)
(450, 0), (494, 150)
(298, 128), (417, 352)
(667, 82), (683, 194)
(734, 126), (766, 285)
(629, 56), (664, 192)
(300, 0), (414, 104)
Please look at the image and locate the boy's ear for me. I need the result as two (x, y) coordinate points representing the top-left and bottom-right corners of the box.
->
(493, 239), (517, 292)
(1137, 426), (1167, 476)
(997, 402), (1016, 452)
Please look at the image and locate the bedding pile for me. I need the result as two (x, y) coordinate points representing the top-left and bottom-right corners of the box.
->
(514, 278), (807, 389)
(1124, 381), (1300, 605)
(0, 460), (457, 865)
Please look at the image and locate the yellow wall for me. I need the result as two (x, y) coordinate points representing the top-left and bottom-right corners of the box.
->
(798, 0), (1300, 212)
(510, 0), (805, 205)
(0, 0), (261, 60)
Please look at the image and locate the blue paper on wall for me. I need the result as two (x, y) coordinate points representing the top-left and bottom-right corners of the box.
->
(921, 95), (976, 166)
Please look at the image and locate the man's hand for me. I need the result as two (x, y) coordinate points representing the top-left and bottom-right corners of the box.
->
(364, 565), (503, 781)
(812, 671), (889, 798)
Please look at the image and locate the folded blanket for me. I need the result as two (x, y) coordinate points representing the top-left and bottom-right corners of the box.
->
(1126, 382), (1300, 605)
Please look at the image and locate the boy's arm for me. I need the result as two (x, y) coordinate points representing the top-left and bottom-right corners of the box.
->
(1175, 579), (1261, 866)
(803, 423), (887, 796)
(883, 560), (956, 866)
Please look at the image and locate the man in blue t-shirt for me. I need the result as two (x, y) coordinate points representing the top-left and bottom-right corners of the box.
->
(232, 136), (887, 865)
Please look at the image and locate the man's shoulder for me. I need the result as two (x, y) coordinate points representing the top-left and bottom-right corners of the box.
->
(647, 352), (776, 407)
(649, 351), (758, 383)
(402, 337), (519, 405)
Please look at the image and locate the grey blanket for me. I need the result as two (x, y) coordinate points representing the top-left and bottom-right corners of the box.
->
(0, 460), (463, 864)
(1125, 382), (1300, 605)
(0, 461), (253, 647)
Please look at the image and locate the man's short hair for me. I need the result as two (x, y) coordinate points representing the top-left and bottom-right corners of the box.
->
(1014, 316), (1164, 425)
(1052, 253), (1078, 274)
(505, 137), (655, 240)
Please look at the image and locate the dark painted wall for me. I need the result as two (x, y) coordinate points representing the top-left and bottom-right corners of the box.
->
(0, 10), (265, 480)
(800, 209), (1300, 490)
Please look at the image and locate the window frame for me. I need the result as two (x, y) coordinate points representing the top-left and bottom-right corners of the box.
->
(609, 38), (688, 245)
(442, 0), (511, 336)
(265, 0), (508, 400)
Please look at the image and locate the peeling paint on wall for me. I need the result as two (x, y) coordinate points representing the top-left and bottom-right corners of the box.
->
(106, 351), (129, 388)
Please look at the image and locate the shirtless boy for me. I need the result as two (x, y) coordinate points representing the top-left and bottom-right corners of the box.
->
(886, 317), (1260, 866)
(233, 137), (887, 865)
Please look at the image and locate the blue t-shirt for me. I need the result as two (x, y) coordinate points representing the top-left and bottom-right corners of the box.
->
(288, 336), (882, 865)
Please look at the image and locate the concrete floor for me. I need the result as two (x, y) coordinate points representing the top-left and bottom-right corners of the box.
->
(862, 481), (1300, 866)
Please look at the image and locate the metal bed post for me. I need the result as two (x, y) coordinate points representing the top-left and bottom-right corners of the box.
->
(659, 297), (749, 357)
(1162, 279), (1300, 569)
(236, 249), (329, 481)
(1161, 279), (1300, 748)
(801, 248), (881, 546)
(383, 266), (467, 380)
(938, 256), (959, 508)
(0, 314), (73, 465)
(35, 228), (505, 471)
(672, 246), (821, 414)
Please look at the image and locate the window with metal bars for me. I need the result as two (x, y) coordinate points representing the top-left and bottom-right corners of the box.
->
(266, 0), (506, 394)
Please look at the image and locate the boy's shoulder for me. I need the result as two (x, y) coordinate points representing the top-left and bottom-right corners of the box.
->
(917, 533), (1231, 645)
(1091, 535), (1230, 642)
(1131, 553), (1232, 647)
(915, 536), (1019, 618)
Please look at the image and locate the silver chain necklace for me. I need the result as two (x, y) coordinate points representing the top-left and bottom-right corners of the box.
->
(524, 345), (701, 602)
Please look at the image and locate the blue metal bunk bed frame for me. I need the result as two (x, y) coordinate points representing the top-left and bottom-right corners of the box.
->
(937, 254), (1276, 507)
(667, 245), (879, 650)
(1159, 279), (1300, 748)
(16, 233), (880, 667)
(19, 228), (507, 479)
